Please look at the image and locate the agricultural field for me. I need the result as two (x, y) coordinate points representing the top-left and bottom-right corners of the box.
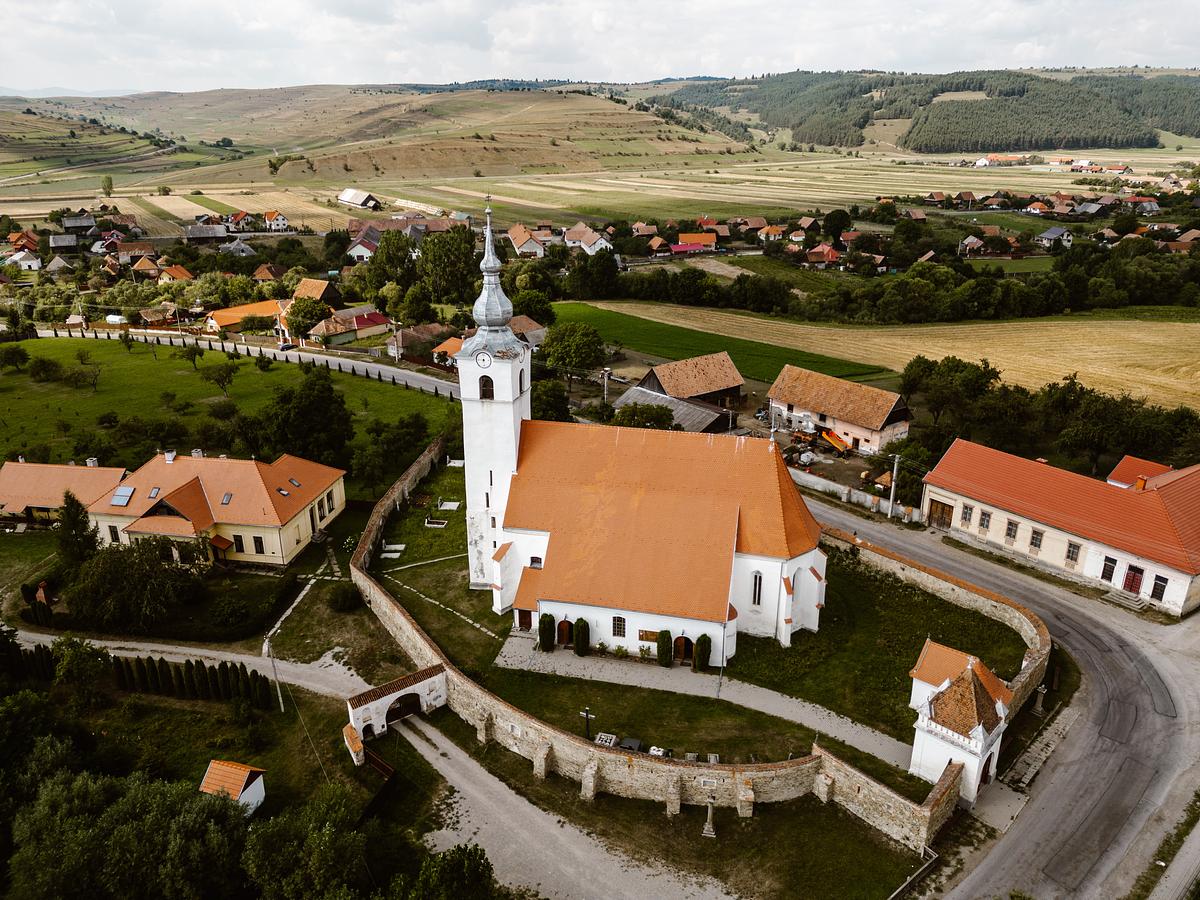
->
(555, 302), (891, 384)
(585, 301), (1200, 408)
(142, 192), (219, 220)
(0, 109), (161, 182)
(206, 189), (357, 230)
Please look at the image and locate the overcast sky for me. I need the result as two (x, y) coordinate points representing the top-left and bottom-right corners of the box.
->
(6, 0), (1199, 94)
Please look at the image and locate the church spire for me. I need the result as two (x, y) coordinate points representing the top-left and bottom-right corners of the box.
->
(471, 201), (512, 329)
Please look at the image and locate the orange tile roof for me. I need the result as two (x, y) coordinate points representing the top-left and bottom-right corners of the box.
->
(929, 668), (1003, 737)
(1107, 454), (1172, 486)
(768, 365), (905, 432)
(0, 462), (126, 515)
(199, 760), (263, 800)
(292, 278), (337, 301)
(159, 264), (193, 281)
(208, 299), (284, 329)
(909, 638), (1012, 705)
(677, 232), (716, 246)
(925, 439), (1200, 574)
(432, 336), (463, 356)
(506, 422), (821, 623)
(650, 351), (743, 398)
(131, 256), (159, 273)
(89, 453), (344, 529)
(347, 664), (445, 709)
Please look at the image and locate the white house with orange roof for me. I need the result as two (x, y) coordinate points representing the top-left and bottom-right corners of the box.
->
(456, 207), (827, 665)
(88, 450), (345, 566)
(199, 760), (266, 814)
(0, 460), (126, 522)
(908, 639), (1012, 803)
(263, 211), (289, 232)
(923, 440), (1200, 615)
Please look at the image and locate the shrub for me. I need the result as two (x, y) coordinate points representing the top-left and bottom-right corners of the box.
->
(211, 595), (251, 628)
(538, 613), (555, 652)
(694, 633), (712, 672)
(613, 645), (629, 659)
(327, 583), (363, 613)
(96, 411), (119, 427)
(208, 398), (239, 420)
(28, 357), (64, 382)
(596, 640), (609, 655)
(657, 630), (672, 667)
(574, 619), (590, 656)
(638, 645), (651, 661)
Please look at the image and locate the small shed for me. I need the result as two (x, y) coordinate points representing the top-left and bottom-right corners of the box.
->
(199, 760), (266, 815)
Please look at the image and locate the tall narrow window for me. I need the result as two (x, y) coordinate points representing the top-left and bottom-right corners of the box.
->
(751, 571), (763, 606)
(519, 369), (526, 394)
(1101, 556), (1117, 582)
(612, 616), (626, 638)
(1151, 575), (1169, 602)
(479, 375), (494, 400)
(107, 525), (119, 544)
(234, 535), (245, 554)
(253, 536), (265, 555)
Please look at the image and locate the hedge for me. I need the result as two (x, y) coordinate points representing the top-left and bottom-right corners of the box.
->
(574, 619), (590, 656)
(657, 630), (673, 668)
(694, 634), (712, 672)
(538, 614), (555, 652)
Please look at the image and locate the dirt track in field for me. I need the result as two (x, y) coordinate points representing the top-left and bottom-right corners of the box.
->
(589, 302), (1200, 408)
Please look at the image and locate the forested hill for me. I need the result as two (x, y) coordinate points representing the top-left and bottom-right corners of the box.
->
(654, 70), (1195, 151)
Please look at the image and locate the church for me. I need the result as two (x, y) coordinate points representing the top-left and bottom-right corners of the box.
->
(456, 209), (828, 665)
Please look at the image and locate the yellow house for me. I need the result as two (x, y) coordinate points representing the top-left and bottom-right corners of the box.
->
(0, 461), (126, 522)
(88, 451), (346, 566)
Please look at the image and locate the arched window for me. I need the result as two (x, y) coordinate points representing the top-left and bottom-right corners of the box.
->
(479, 375), (494, 400)
(751, 571), (763, 606)
(519, 369), (526, 394)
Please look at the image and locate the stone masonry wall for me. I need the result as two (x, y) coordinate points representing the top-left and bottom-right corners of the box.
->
(823, 526), (1052, 716)
(351, 444), (1050, 853)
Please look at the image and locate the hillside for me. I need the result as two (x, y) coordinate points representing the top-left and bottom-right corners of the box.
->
(655, 70), (1188, 152)
(0, 108), (166, 181)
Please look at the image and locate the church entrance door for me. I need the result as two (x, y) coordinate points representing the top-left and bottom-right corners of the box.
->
(557, 619), (573, 646)
(517, 609), (531, 630)
(673, 635), (694, 662)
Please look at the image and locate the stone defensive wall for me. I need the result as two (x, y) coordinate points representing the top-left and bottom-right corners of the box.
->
(822, 527), (1053, 717)
(349, 443), (1051, 852)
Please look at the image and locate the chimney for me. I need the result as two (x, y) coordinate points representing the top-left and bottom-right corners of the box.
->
(1134, 475), (1147, 491)
(1035, 458), (1048, 464)
(165, 450), (177, 464)
(191, 448), (204, 459)
(86, 457), (98, 467)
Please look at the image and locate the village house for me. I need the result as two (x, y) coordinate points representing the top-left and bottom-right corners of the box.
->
(758, 225), (786, 242)
(48, 234), (78, 253)
(218, 238), (256, 257)
(227, 211), (254, 232)
(6, 250), (41, 271)
(563, 221), (612, 255)
(131, 256), (161, 280)
(1035, 226), (1073, 250)
(922, 439), (1200, 615)
(292, 277), (340, 305)
(263, 211), (289, 232)
(907, 639), (1012, 803)
(183, 223), (228, 244)
(61, 213), (96, 234)
(44, 255), (74, 276)
(205, 298), (287, 334)
(307, 304), (390, 345)
(675, 232), (717, 253)
(636, 351), (744, 407)
(157, 264), (194, 284)
(252, 263), (286, 282)
(612, 385), (732, 433)
(89, 450), (345, 566)
(386, 322), (454, 360)
(767, 365), (910, 454)
(337, 188), (382, 210)
(507, 224), (545, 258)
(347, 229), (379, 263)
(0, 460), (127, 523)
(455, 209), (828, 664)
(117, 241), (156, 265)
(631, 222), (658, 237)
(199, 761), (266, 815)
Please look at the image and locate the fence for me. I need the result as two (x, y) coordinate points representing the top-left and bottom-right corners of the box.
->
(790, 467), (923, 523)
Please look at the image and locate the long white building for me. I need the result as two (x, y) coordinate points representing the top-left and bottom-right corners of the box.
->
(456, 208), (828, 665)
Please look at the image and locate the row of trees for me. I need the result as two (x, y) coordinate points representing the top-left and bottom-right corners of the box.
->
(112, 655), (277, 710)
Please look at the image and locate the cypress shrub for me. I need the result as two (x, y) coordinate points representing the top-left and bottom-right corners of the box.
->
(258, 674), (274, 710)
(694, 634), (712, 673)
(196, 662), (212, 699)
(121, 657), (135, 689)
(657, 630), (673, 668)
(183, 660), (197, 698)
(112, 657), (127, 689)
(157, 658), (173, 695)
(538, 614), (555, 652)
(134, 656), (149, 692)
(207, 664), (221, 700)
(145, 656), (160, 693)
(218, 661), (231, 699)
(574, 619), (590, 657)
(171, 665), (187, 698)
(237, 663), (251, 698)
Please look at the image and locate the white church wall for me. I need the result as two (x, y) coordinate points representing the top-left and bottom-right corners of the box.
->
(491, 528), (549, 611)
(729, 552), (786, 641)
(909, 718), (1002, 804)
(909, 678), (942, 710)
(534, 599), (733, 664)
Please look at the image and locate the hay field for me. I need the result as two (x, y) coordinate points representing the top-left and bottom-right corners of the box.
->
(207, 190), (353, 228)
(588, 302), (1200, 408)
(146, 193), (219, 220)
(127, 197), (184, 236)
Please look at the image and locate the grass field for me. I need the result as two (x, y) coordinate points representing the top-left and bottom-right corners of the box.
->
(0, 338), (456, 477)
(586, 301), (1200, 408)
(725, 254), (866, 291)
(556, 301), (891, 383)
(0, 110), (161, 181)
(182, 192), (239, 215)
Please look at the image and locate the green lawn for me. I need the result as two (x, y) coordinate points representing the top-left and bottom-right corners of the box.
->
(555, 302), (891, 383)
(0, 338), (455, 487)
(271, 579), (414, 683)
(185, 193), (239, 215)
(431, 708), (921, 900)
(0, 530), (58, 599)
(967, 256), (1055, 273)
(726, 254), (865, 292)
(728, 549), (1031, 741)
(377, 466), (466, 562)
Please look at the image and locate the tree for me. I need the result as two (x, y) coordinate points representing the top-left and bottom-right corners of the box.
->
(531, 379), (571, 422)
(65, 537), (205, 631)
(51, 635), (110, 707)
(539, 322), (605, 395)
(693, 633), (712, 672)
(610, 403), (676, 430)
(174, 344), (204, 369)
(0, 344), (30, 370)
(573, 619), (590, 657)
(511, 289), (555, 326)
(656, 630), (672, 667)
(368, 230), (419, 295)
(199, 361), (240, 397)
(100, 175), (113, 198)
(263, 367), (354, 467)
(117, 330), (135, 353)
(283, 295), (330, 342)
(823, 208), (852, 239)
(57, 490), (98, 568)
(398, 844), (497, 899)
(417, 226), (476, 304)
(538, 613), (555, 652)
(399, 282), (437, 325)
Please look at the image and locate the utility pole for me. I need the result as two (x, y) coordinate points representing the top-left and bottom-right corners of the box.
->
(263, 638), (286, 712)
(886, 453), (901, 519)
(579, 706), (595, 741)
(602, 367), (611, 404)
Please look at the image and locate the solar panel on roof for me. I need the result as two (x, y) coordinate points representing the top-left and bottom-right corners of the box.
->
(110, 485), (135, 507)
(288, 478), (301, 487)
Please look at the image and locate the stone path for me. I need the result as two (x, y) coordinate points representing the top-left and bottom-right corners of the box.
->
(494, 631), (911, 767)
(324, 543), (343, 578)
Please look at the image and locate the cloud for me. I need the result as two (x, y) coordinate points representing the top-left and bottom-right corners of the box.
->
(4, 0), (1198, 93)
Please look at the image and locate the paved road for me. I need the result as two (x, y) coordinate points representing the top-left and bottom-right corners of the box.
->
(402, 717), (733, 900)
(807, 497), (1196, 898)
(35, 328), (461, 399)
(495, 628), (911, 766)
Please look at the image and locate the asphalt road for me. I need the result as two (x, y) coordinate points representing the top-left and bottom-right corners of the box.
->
(35, 328), (461, 399)
(807, 497), (1195, 898)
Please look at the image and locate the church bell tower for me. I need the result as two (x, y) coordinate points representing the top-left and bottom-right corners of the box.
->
(456, 205), (532, 596)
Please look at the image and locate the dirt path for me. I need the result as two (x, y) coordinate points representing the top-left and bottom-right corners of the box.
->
(588, 302), (1200, 408)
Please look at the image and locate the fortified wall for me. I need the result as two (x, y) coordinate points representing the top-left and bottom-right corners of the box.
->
(350, 443), (1052, 852)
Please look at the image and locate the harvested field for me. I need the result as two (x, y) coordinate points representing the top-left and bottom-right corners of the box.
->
(127, 197), (184, 236)
(207, 190), (353, 228)
(588, 302), (1200, 408)
(146, 193), (219, 220)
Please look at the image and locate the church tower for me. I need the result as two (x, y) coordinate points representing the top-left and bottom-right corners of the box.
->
(456, 205), (532, 596)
